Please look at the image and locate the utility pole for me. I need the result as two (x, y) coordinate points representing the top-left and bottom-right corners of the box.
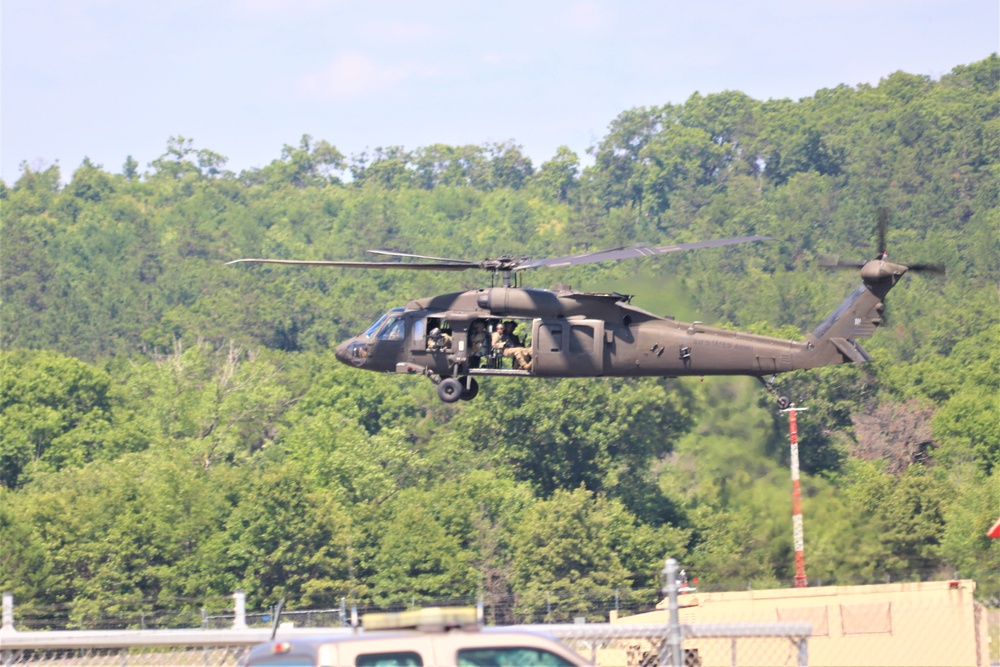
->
(661, 558), (683, 667)
(782, 404), (809, 588)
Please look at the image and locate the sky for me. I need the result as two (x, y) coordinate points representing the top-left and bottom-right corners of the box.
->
(2, 0), (997, 184)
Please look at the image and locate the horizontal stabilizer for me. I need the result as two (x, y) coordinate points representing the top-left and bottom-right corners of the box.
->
(830, 337), (872, 363)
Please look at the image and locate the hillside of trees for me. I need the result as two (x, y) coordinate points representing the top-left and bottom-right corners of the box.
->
(1, 56), (997, 626)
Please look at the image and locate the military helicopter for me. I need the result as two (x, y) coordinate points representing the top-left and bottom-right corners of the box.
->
(228, 216), (940, 406)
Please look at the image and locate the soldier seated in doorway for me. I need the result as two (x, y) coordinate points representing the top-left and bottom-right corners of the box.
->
(468, 320), (489, 366)
(491, 321), (532, 371)
(427, 327), (452, 351)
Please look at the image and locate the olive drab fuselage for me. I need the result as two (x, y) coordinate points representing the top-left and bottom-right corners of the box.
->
(333, 256), (906, 402)
(338, 286), (794, 378)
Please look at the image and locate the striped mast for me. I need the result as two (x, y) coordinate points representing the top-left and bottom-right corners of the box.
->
(783, 404), (809, 588)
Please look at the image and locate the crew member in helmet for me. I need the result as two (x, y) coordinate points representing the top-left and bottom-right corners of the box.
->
(427, 327), (452, 351)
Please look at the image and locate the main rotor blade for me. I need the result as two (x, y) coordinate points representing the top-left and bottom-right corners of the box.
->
(907, 262), (946, 274)
(818, 256), (946, 275)
(226, 258), (476, 271)
(366, 250), (480, 265)
(514, 235), (772, 271)
(876, 207), (889, 256)
(819, 255), (865, 269)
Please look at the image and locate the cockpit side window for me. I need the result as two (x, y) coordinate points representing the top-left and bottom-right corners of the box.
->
(376, 317), (406, 341)
(365, 308), (404, 338)
(364, 314), (389, 339)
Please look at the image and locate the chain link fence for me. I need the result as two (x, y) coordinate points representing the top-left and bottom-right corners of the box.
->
(534, 622), (810, 667)
(0, 645), (249, 667)
(0, 563), (813, 667)
(3, 605), (997, 666)
(2, 584), (996, 666)
(0, 625), (810, 667)
(9, 594), (661, 632)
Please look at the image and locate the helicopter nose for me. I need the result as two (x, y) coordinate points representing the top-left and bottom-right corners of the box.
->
(335, 338), (367, 367)
(334, 341), (350, 364)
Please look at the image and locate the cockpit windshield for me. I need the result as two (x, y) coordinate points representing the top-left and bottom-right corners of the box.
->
(363, 307), (404, 338)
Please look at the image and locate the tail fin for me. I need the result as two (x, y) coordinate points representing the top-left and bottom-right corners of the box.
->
(796, 259), (907, 369)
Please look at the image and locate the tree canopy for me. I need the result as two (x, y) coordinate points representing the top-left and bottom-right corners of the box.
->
(1, 56), (997, 622)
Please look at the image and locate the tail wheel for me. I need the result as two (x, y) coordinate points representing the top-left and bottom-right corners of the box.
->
(460, 377), (479, 401)
(437, 377), (463, 403)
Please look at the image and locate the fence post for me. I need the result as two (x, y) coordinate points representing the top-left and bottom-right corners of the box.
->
(232, 591), (248, 630)
(662, 558), (683, 667)
(1, 593), (13, 634)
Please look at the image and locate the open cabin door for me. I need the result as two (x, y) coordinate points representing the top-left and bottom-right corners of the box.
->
(532, 319), (605, 377)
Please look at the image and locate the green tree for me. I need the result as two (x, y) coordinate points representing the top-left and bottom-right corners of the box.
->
(0, 490), (56, 603)
(485, 141), (534, 190)
(446, 378), (695, 524)
(350, 146), (414, 189)
(0, 350), (117, 487)
(244, 135), (345, 187)
(2, 56), (998, 614)
(511, 488), (632, 622)
(939, 466), (1000, 594)
(635, 124), (726, 217)
(222, 463), (353, 607)
(282, 415), (424, 505)
(119, 342), (292, 468)
(585, 105), (673, 211)
(369, 491), (478, 606)
(149, 136), (228, 180)
(533, 146), (580, 202)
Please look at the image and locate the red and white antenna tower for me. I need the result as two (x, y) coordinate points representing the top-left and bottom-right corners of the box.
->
(782, 403), (809, 588)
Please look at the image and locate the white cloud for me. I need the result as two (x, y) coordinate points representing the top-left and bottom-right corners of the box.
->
(300, 52), (440, 100)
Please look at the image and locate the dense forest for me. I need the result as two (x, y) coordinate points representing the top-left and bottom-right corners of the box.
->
(1, 56), (997, 627)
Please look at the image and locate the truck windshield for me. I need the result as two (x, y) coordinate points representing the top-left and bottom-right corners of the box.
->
(458, 648), (574, 666)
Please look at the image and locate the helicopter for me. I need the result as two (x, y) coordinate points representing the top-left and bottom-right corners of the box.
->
(228, 216), (941, 407)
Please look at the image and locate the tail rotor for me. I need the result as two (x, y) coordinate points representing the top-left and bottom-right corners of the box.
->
(819, 207), (946, 276)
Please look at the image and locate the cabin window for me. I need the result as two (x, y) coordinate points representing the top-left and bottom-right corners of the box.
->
(412, 319), (426, 344)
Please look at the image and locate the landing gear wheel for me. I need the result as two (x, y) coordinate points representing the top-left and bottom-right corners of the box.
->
(459, 377), (479, 401)
(437, 377), (463, 403)
(756, 375), (791, 410)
